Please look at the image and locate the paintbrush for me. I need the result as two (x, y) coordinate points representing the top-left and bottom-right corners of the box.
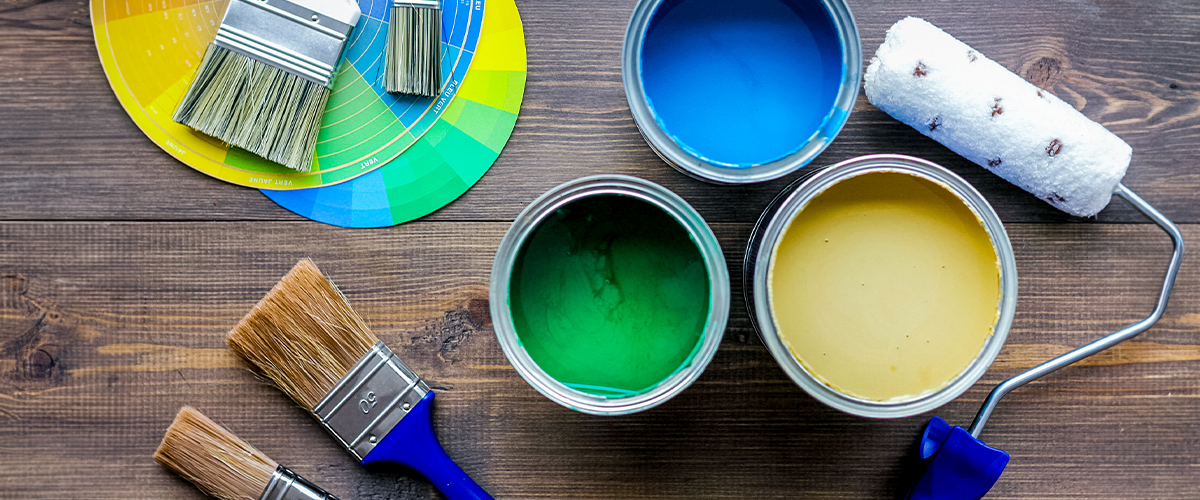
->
(173, 0), (361, 172)
(384, 0), (441, 96)
(227, 259), (493, 500)
(154, 406), (341, 500)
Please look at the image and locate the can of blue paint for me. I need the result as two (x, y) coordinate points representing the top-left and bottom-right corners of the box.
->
(623, 0), (862, 184)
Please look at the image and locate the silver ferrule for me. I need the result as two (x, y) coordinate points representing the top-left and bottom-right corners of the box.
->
(214, 0), (360, 87)
(260, 465), (339, 500)
(393, 0), (440, 8)
(312, 341), (430, 461)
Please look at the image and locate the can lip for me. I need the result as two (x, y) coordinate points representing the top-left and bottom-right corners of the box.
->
(489, 175), (731, 415)
(621, 0), (863, 184)
(748, 154), (1019, 418)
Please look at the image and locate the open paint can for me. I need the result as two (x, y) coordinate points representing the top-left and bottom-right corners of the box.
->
(622, 0), (862, 183)
(745, 154), (1018, 418)
(491, 175), (730, 415)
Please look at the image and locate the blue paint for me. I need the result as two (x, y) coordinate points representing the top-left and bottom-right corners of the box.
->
(640, 0), (844, 168)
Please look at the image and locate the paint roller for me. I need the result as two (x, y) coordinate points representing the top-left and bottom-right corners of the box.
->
(863, 17), (1185, 499)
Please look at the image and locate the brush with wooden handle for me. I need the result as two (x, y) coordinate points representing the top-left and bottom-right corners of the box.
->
(226, 259), (493, 500)
(154, 406), (341, 500)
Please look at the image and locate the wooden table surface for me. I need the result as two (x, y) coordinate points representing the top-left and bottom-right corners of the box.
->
(3, 0), (1199, 498)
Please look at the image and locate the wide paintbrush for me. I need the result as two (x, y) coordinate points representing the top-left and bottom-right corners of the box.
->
(226, 259), (492, 500)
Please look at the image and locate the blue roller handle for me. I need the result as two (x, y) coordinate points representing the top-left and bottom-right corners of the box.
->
(362, 392), (494, 500)
(907, 417), (1009, 500)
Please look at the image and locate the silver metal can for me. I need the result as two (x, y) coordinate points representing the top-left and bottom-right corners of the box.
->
(490, 175), (730, 415)
(622, 0), (862, 184)
(744, 154), (1018, 418)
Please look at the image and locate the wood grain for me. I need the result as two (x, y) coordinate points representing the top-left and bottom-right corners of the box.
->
(1, 222), (1198, 499)
(1, 0), (1199, 223)
(3, 0), (1200, 498)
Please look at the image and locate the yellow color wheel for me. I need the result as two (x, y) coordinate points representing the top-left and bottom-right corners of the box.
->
(92, 0), (485, 189)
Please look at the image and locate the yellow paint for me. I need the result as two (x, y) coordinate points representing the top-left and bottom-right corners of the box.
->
(769, 171), (1000, 402)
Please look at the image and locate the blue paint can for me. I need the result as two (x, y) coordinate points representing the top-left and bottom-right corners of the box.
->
(623, 0), (861, 183)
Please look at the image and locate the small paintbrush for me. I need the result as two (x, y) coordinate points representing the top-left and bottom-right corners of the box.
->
(384, 0), (441, 96)
(173, 0), (361, 172)
(227, 259), (493, 500)
(154, 406), (341, 500)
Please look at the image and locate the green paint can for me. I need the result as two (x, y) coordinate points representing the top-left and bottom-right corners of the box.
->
(490, 175), (729, 414)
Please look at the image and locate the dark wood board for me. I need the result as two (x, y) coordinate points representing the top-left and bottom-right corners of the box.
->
(2, 0), (1200, 498)
(1, 0), (1199, 223)
(1, 222), (1198, 499)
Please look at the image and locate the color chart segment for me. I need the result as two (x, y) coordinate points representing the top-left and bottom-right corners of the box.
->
(262, 0), (525, 227)
(93, 0), (484, 189)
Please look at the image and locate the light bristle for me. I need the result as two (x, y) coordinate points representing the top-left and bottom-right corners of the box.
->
(173, 45), (329, 172)
(385, 4), (442, 97)
(154, 407), (278, 500)
(227, 259), (379, 411)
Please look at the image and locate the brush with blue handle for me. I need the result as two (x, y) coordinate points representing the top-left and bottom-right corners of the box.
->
(227, 259), (493, 500)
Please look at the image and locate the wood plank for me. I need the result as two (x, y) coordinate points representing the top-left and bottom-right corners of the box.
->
(1, 221), (1197, 499)
(2, 0), (1199, 223)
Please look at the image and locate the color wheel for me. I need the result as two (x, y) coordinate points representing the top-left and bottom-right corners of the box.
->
(262, 0), (525, 227)
(92, 0), (484, 189)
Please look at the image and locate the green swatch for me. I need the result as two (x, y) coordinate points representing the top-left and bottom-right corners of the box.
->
(509, 195), (711, 397)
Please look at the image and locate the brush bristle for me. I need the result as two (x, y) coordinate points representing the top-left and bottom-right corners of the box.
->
(385, 4), (442, 97)
(173, 45), (329, 172)
(154, 407), (278, 500)
(227, 259), (379, 411)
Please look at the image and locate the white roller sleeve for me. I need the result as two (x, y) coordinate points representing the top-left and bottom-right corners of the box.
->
(864, 17), (1130, 217)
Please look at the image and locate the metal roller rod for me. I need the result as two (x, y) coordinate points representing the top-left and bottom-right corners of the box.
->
(968, 184), (1185, 438)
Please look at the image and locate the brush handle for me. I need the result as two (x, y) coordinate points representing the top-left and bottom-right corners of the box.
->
(361, 392), (493, 500)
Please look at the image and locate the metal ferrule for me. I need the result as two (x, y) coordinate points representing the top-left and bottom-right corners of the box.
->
(260, 465), (339, 500)
(393, 0), (440, 8)
(312, 341), (430, 461)
(213, 0), (360, 87)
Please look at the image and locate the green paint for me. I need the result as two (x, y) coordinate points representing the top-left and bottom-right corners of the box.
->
(509, 195), (711, 397)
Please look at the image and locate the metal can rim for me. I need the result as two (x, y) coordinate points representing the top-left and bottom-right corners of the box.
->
(749, 154), (1019, 418)
(490, 174), (731, 415)
(621, 0), (863, 184)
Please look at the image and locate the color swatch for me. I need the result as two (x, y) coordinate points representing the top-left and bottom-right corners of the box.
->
(262, 0), (525, 227)
(93, 0), (484, 189)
